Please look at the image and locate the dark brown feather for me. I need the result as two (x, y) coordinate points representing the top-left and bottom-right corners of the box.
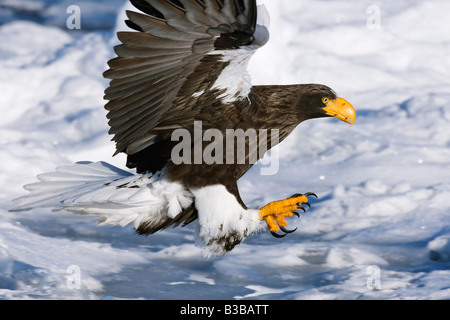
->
(104, 0), (259, 156)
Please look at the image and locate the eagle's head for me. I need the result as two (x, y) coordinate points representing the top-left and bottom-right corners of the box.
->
(296, 84), (356, 126)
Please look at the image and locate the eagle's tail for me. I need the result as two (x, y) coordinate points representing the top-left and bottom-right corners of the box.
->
(11, 161), (194, 231)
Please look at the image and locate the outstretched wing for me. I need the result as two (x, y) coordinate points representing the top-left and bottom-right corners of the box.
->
(103, 0), (270, 157)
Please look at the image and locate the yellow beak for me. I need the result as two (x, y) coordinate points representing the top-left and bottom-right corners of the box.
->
(323, 98), (356, 126)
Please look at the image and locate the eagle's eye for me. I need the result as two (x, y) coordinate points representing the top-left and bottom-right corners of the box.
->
(322, 97), (329, 104)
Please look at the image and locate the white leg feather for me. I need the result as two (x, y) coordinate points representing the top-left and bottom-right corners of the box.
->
(190, 185), (263, 256)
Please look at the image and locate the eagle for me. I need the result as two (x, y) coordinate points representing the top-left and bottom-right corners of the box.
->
(12, 0), (355, 256)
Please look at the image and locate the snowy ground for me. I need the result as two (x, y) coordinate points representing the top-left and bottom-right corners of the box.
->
(1, 0), (450, 300)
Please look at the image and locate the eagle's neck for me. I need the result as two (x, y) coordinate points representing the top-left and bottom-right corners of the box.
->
(249, 85), (306, 141)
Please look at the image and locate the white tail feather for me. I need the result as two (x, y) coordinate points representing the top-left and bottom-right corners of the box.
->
(12, 162), (194, 229)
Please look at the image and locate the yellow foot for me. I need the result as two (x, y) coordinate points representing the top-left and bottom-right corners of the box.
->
(259, 193), (318, 238)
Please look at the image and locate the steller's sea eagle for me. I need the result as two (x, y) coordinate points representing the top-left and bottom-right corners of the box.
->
(12, 0), (355, 256)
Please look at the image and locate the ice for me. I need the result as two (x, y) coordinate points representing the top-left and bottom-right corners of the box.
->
(1, 0), (450, 300)
(428, 235), (450, 262)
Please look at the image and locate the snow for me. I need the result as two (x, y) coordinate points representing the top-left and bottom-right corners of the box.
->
(1, 0), (450, 300)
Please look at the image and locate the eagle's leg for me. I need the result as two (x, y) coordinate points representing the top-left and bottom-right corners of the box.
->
(259, 193), (317, 238)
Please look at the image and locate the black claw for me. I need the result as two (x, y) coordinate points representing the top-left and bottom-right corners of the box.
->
(290, 192), (318, 200)
(292, 211), (300, 218)
(280, 226), (297, 234)
(304, 192), (318, 199)
(271, 231), (287, 238)
(297, 206), (306, 212)
(305, 202), (311, 209)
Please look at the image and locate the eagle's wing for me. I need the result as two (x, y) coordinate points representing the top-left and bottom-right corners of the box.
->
(103, 0), (270, 156)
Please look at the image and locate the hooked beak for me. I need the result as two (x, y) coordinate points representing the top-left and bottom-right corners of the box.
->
(322, 97), (356, 127)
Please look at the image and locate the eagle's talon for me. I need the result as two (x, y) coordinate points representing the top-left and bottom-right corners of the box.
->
(260, 192), (317, 237)
(280, 226), (297, 234)
(304, 192), (318, 199)
(271, 231), (287, 238)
